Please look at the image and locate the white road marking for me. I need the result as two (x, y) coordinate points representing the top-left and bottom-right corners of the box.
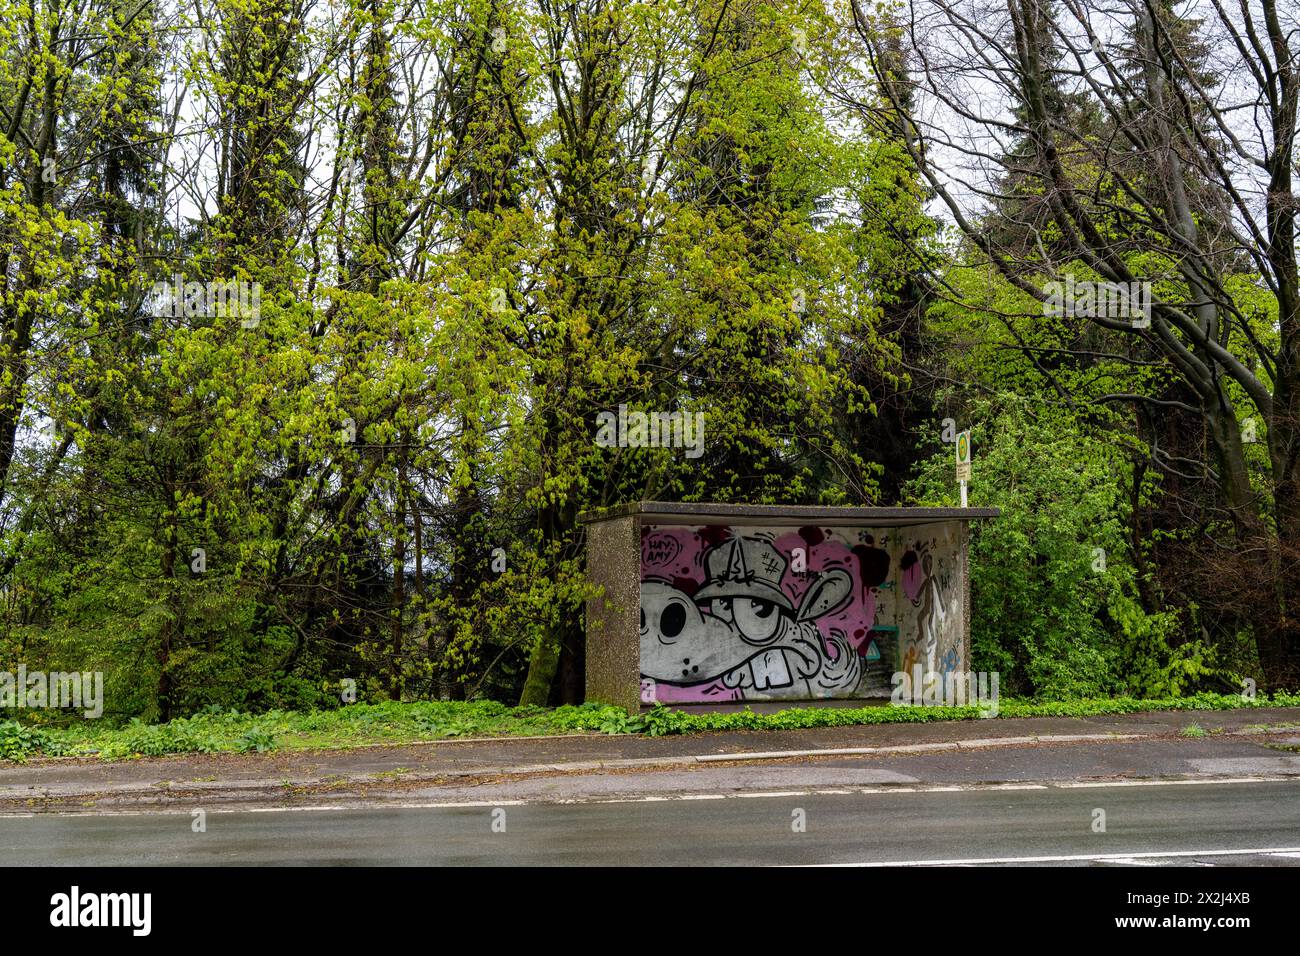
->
(820, 846), (1300, 866)
(247, 799), (528, 811)
(1104, 857), (1162, 866)
(1053, 776), (1289, 788)
(735, 791), (809, 798)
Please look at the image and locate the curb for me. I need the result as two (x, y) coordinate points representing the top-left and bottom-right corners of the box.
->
(0, 731), (1161, 805)
(681, 732), (1151, 764)
(7, 726), (1299, 808)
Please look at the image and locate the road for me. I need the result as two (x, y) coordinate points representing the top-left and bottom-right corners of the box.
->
(7, 779), (1300, 866)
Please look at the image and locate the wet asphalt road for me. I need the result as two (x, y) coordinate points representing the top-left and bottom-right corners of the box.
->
(7, 779), (1300, 866)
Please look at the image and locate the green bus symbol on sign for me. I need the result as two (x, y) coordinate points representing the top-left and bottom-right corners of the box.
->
(955, 430), (971, 480)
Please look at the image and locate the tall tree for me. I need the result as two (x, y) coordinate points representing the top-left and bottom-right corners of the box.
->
(858, 0), (1300, 686)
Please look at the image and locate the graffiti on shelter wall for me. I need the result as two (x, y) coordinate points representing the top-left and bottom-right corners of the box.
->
(897, 525), (962, 684)
(639, 525), (898, 703)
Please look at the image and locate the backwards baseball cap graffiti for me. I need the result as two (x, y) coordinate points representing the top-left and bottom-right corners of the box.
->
(694, 537), (794, 613)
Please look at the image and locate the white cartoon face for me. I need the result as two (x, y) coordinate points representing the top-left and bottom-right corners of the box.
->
(639, 581), (755, 685)
(638, 559), (857, 694)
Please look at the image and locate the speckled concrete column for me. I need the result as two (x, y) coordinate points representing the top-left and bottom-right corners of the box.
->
(583, 514), (641, 711)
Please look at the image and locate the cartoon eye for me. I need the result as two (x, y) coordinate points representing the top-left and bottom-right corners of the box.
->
(734, 598), (780, 642)
(710, 598), (734, 622)
(640, 608), (646, 632)
(660, 600), (687, 640)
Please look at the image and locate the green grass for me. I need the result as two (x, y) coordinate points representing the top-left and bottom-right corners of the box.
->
(4, 691), (1300, 762)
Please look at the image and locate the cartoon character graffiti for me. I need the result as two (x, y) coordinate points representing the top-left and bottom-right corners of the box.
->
(640, 535), (862, 701)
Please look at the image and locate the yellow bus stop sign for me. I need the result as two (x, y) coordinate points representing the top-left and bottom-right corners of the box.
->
(955, 430), (971, 480)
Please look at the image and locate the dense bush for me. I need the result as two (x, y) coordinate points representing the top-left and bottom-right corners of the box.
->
(908, 406), (1216, 699)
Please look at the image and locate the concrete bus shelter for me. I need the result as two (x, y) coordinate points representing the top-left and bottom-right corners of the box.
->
(580, 502), (999, 711)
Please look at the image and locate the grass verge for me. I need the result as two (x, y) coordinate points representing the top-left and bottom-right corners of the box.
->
(4, 691), (1300, 762)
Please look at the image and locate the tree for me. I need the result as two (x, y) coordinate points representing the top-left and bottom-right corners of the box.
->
(855, 0), (1300, 688)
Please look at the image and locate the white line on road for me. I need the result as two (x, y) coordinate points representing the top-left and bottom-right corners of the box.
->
(1052, 776), (1290, 788)
(1100, 858), (1162, 867)
(244, 799), (529, 811)
(734, 791), (810, 798)
(820, 847), (1300, 867)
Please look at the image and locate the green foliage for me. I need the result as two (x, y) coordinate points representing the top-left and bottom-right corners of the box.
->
(8, 693), (1300, 761)
(548, 702), (679, 737)
(0, 720), (67, 762)
(2, 0), (1290, 720)
(103, 717), (225, 759)
(237, 726), (279, 754)
(1, 0), (917, 717)
(907, 402), (1216, 699)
